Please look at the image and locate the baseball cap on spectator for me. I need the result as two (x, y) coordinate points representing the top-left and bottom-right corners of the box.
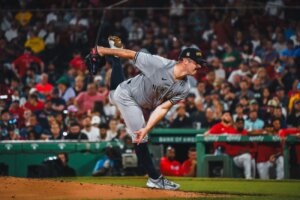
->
(94, 75), (102, 82)
(29, 88), (37, 95)
(67, 105), (78, 113)
(56, 76), (69, 86)
(91, 116), (101, 125)
(178, 48), (207, 66)
(251, 56), (262, 64)
(249, 99), (258, 105)
(268, 99), (279, 107)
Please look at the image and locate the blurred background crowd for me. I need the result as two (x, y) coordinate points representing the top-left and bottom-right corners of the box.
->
(0, 0), (300, 144)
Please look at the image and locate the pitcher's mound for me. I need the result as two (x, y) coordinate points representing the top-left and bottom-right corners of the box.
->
(0, 177), (226, 199)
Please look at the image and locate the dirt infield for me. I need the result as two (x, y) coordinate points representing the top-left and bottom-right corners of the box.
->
(0, 177), (228, 199)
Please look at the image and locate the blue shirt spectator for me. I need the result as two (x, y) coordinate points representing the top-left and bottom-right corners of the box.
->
(244, 110), (264, 131)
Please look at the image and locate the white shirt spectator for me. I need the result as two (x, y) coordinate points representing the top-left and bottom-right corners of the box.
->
(1, 16), (11, 31)
(38, 29), (47, 39)
(45, 32), (56, 46)
(273, 42), (287, 54)
(265, 0), (284, 19)
(104, 104), (117, 118)
(169, 0), (184, 16)
(5, 27), (18, 42)
(214, 68), (226, 80)
(82, 126), (100, 142)
(290, 35), (300, 47)
(106, 130), (118, 141)
(228, 69), (251, 84)
(46, 12), (58, 24)
(70, 18), (89, 27)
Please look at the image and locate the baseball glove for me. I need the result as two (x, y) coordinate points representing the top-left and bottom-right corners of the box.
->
(85, 48), (106, 75)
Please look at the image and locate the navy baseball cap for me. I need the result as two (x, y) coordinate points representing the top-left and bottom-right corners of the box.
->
(179, 48), (207, 65)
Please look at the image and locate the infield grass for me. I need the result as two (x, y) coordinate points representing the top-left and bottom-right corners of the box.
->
(62, 177), (300, 200)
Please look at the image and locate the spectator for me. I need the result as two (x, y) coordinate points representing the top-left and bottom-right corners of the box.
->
(20, 114), (45, 139)
(25, 30), (45, 54)
(12, 48), (44, 78)
(56, 76), (76, 104)
(235, 80), (255, 100)
(181, 147), (197, 177)
(15, 9), (32, 26)
(170, 104), (192, 128)
(273, 32), (287, 54)
(64, 105), (78, 127)
(232, 104), (247, 122)
(34, 73), (53, 97)
(99, 124), (110, 141)
(222, 43), (241, 73)
(201, 108), (220, 128)
(244, 110), (265, 134)
(190, 99), (205, 129)
(228, 61), (251, 85)
(287, 99), (300, 127)
(81, 115), (99, 142)
(185, 93), (197, 114)
(35, 99), (54, 133)
(73, 75), (85, 95)
(69, 51), (87, 73)
(160, 146), (181, 176)
(24, 94), (44, 112)
(190, 81), (206, 101)
(106, 119), (118, 141)
(75, 83), (105, 114)
(0, 109), (12, 140)
(48, 122), (63, 140)
(288, 83), (300, 113)
(5, 22), (18, 42)
(65, 122), (88, 140)
(9, 100), (25, 127)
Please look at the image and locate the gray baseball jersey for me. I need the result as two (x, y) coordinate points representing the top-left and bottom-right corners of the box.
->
(119, 51), (190, 110)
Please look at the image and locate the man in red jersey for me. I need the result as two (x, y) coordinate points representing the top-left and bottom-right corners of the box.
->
(160, 146), (182, 176)
(181, 147), (197, 177)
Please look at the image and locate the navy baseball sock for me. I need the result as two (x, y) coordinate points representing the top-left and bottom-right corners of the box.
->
(134, 143), (160, 180)
(106, 56), (125, 90)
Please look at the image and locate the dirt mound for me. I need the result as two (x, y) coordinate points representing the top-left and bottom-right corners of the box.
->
(0, 177), (225, 199)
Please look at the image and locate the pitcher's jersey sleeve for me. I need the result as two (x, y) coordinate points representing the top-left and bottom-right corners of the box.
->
(133, 51), (172, 77)
(169, 84), (190, 105)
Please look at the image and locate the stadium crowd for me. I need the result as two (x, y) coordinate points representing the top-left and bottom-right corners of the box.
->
(0, 0), (300, 179)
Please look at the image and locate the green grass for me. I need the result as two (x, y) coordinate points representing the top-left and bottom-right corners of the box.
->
(60, 177), (300, 200)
